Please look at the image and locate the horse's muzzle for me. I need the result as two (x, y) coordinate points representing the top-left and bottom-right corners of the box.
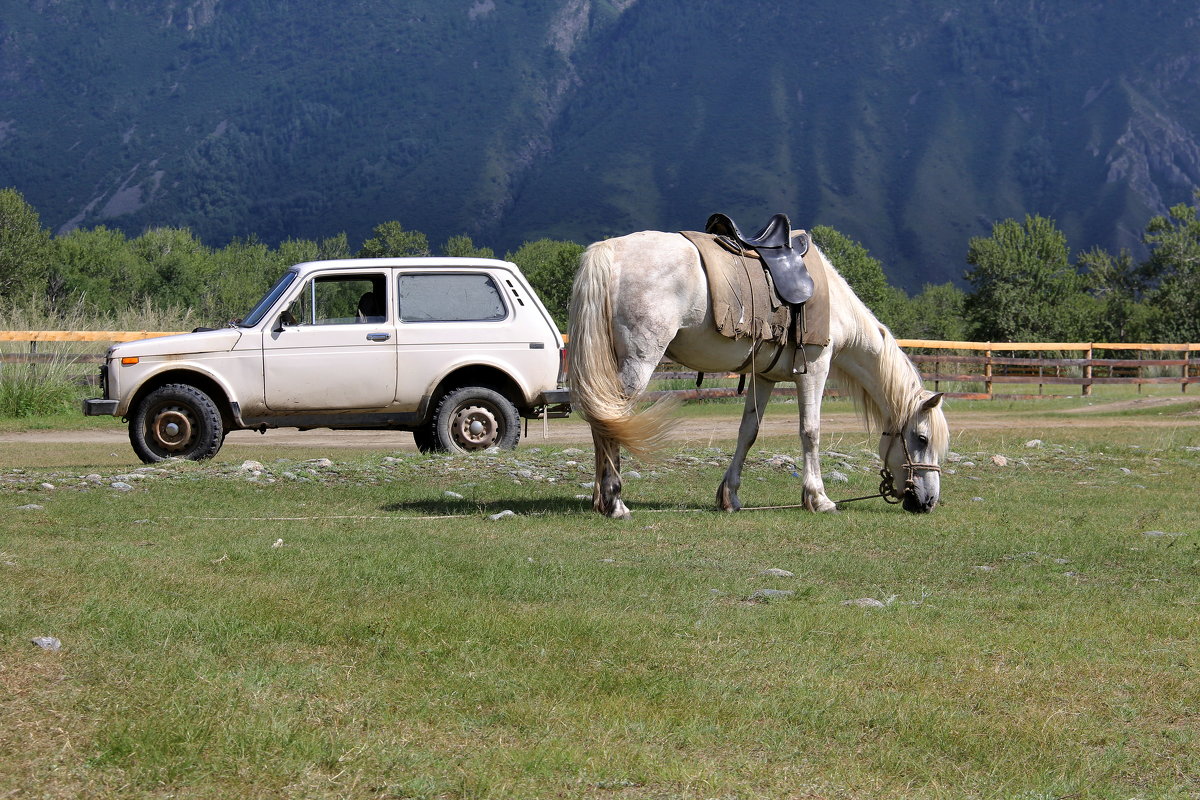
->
(902, 490), (938, 514)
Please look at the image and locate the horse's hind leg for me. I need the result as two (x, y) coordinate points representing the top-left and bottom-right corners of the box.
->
(592, 429), (631, 519)
(591, 357), (662, 520)
(716, 375), (776, 512)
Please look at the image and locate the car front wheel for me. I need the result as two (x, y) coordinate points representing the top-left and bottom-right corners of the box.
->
(432, 386), (520, 453)
(129, 383), (225, 463)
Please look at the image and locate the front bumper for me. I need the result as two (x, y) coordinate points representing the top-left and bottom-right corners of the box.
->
(83, 398), (119, 416)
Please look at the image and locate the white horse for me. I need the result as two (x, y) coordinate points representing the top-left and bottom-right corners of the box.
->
(567, 230), (948, 519)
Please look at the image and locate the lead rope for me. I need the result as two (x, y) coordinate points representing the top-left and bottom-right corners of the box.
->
(833, 432), (900, 507)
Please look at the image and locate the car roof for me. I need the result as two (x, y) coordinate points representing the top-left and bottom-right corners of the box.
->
(290, 257), (517, 271)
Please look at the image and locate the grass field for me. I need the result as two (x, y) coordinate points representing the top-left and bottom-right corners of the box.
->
(2, 397), (1199, 799)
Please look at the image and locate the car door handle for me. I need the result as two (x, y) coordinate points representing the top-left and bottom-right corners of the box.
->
(366, 333), (391, 342)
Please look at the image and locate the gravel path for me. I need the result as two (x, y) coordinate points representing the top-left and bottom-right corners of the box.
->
(3, 398), (1197, 454)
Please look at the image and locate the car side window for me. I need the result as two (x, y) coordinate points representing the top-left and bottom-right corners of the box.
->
(285, 274), (387, 325)
(398, 273), (507, 322)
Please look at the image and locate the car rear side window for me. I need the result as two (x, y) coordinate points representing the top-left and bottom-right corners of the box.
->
(398, 273), (508, 322)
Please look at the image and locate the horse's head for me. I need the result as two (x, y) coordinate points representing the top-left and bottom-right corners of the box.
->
(879, 392), (947, 513)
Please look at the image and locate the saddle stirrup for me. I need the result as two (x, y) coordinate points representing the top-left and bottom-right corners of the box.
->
(791, 303), (808, 375)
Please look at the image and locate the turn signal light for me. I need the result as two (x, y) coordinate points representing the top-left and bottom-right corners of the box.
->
(121, 357), (140, 365)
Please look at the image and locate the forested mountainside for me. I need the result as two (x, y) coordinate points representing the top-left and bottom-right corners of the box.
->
(2, 0), (1199, 290)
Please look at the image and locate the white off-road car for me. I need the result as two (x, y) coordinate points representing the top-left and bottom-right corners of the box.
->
(84, 257), (570, 462)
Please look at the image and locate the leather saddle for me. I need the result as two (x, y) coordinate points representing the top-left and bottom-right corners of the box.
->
(705, 212), (815, 304)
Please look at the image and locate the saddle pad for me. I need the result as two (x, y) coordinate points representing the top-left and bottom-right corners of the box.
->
(680, 231), (830, 347)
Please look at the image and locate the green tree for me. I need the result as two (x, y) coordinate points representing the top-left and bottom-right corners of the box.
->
(203, 234), (352, 323)
(442, 235), (495, 259)
(809, 225), (898, 324)
(131, 227), (211, 310)
(49, 226), (146, 313)
(891, 282), (969, 341)
(963, 215), (1085, 341)
(275, 234), (352, 267)
(357, 221), (430, 258)
(0, 188), (52, 299)
(505, 239), (584, 330)
(203, 237), (284, 322)
(1142, 189), (1200, 341)
(1075, 246), (1153, 342)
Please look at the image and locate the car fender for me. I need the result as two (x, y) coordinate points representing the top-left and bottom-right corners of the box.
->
(422, 351), (541, 407)
(115, 359), (248, 422)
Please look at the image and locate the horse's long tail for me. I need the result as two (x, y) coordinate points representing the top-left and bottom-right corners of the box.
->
(568, 240), (676, 459)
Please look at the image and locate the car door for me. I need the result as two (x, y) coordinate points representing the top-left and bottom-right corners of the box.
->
(262, 269), (398, 411)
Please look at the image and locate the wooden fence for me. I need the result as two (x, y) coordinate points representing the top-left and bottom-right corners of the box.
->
(896, 340), (1200, 399)
(2, 331), (1198, 399)
(644, 340), (1199, 400)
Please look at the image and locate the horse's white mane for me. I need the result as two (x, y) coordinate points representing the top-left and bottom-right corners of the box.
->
(813, 244), (949, 455)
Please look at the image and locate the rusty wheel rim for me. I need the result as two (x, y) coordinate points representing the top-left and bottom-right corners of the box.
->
(449, 403), (500, 450)
(149, 405), (195, 452)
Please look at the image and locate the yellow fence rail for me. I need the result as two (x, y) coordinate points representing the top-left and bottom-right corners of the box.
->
(0, 330), (189, 366)
(0, 330), (187, 343)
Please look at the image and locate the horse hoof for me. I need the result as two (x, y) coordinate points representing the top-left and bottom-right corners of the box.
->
(603, 499), (632, 520)
(803, 494), (837, 513)
(716, 483), (742, 512)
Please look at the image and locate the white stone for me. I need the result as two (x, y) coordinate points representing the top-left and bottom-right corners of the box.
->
(841, 597), (886, 609)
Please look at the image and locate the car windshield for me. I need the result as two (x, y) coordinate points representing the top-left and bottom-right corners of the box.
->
(239, 270), (298, 327)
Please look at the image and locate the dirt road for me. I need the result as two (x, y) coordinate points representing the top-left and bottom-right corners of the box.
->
(3, 396), (1196, 455)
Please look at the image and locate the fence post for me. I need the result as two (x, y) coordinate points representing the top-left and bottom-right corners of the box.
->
(1083, 345), (1093, 397)
(984, 347), (993, 399)
(1136, 348), (1144, 395)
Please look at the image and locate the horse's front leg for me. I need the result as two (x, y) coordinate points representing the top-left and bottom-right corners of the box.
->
(592, 428), (631, 519)
(717, 374), (775, 512)
(796, 348), (837, 513)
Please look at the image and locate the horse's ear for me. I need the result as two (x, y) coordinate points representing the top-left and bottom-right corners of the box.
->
(921, 392), (945, 411)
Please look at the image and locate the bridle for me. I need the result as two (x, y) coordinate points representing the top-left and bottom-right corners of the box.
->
(835, 426), (942, 506)
(878, 428), (942, 503)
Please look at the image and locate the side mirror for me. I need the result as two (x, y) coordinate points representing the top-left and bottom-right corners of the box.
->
(273, 310), (295, 333)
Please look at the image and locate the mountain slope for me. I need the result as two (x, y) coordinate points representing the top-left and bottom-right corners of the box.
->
(1, 0), (1198, 290)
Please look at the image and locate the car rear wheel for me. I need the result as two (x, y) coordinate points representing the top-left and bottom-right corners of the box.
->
(129, 383), (225, 463)
(432, 386), (520, 453)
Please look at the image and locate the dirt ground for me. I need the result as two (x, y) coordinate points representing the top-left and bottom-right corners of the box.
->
(3, 396), (1197, 454)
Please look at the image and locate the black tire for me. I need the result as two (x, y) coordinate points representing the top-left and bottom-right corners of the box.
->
(412, 425), (442, 454)
(129, 383), (225, 463)
(432, 386), (520, 453)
